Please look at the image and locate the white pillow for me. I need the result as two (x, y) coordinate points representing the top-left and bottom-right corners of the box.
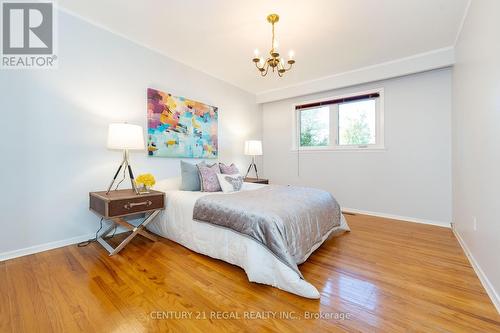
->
(216, 173), (243, 193)
(153, 177), (182, 191)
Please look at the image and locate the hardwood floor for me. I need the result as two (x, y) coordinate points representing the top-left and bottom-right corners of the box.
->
(1, 214), (499, 332)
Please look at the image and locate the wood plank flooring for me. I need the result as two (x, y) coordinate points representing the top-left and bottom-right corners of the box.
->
(1, 214), (499, 332)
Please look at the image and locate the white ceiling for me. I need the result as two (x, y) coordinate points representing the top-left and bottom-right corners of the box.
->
(58, 0), (469, 95)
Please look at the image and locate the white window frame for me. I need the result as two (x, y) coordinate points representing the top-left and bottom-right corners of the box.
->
(292, 88), (385, 152)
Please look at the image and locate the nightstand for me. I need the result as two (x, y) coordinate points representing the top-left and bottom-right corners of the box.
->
(89, 189), (165, 255)
(244, 177), (269, 184)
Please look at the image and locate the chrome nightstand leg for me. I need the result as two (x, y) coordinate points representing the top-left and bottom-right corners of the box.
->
(96, 210), (161, 256)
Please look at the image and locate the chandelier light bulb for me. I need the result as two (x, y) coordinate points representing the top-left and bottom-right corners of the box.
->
(289, 50), (294, 60)
(254, 49), (260, 57)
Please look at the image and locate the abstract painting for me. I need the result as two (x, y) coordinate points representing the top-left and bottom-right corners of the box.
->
(147, 88), (218, 158)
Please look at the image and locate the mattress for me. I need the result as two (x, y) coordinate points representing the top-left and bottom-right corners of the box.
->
(148, 177), (349, 298)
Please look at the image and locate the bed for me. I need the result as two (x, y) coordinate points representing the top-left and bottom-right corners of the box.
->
(148, 177), (349, 298)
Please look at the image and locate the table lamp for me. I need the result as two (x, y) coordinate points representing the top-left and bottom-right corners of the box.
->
(106, 123), (145, 195)
(244, 140), (263, 179)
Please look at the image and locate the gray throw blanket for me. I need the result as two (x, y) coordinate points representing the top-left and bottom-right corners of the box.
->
(193, 185), (342, 278)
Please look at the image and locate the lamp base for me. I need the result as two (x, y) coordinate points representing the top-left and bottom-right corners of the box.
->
(245, 156), (259, 179)
(106, 149), (139, 195)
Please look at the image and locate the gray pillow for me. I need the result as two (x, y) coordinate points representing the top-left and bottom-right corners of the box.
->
(180, 160), (205, 191)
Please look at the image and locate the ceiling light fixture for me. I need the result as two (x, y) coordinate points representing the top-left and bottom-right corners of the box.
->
(252, 14), (295, 77)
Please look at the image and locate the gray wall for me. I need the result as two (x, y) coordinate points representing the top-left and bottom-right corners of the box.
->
(0, 10), (261, 257)
(262, 69), (452, 225)
(452, 0), (500, 309)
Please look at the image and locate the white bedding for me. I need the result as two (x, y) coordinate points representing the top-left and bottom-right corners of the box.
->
(148, 177), (349, 298)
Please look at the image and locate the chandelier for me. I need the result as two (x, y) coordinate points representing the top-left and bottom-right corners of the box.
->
(252, 14), (295, 77)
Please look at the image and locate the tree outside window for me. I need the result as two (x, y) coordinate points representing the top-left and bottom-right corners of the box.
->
(300, 107), (329, 147)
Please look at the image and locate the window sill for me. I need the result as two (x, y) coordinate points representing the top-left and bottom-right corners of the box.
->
(290, 147), (386, 153)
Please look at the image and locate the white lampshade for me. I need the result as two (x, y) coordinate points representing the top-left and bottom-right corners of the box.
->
(244, 140), (263, 156)
(107, 123), (145, 150)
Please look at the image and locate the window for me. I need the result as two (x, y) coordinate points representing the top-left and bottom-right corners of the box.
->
(294, 90), (384, 150)
(299, 106), (329, 147)
(338, 99), (376, 146)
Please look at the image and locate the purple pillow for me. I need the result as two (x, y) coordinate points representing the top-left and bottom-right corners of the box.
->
(219, 163), (240, 175)
(198, 163), (222, 192)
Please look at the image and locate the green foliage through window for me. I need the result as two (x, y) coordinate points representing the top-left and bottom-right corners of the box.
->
(338, 100), (376, 146)
(340, 111), (372, 145)
(299, 107), (329, 147)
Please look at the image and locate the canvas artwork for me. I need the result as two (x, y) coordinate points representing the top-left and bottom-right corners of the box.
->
(147, 88), (218, 158)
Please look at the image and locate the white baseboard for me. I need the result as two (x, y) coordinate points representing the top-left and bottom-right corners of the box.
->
(0, 233), (96, 262)
(452, 225), (500, 314)
(342, 207), (451, 228)
(0, 228), (128, 262)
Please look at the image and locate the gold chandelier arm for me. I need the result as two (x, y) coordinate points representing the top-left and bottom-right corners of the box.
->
(278, 60), (290, 72)
(262, 61), (270, 76)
